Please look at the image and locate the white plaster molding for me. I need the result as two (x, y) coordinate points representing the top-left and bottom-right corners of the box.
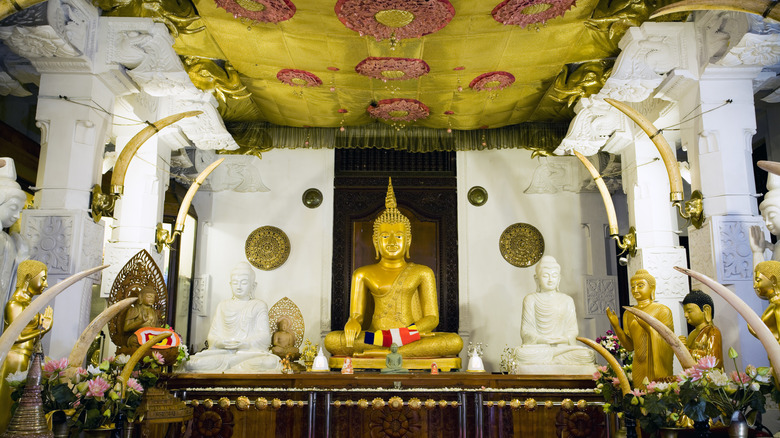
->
(689, 219), (717, 286)
(0, 71), (30, 96)
(192, 275), (209, 317)
(690, 216), (765, 285)
(583, 276), (618, 318)
(162, 95), (239, 151)
(695, 11), (750, 67)
(717, 33), (780, 68)
(524, 158), (579, 194)
(556, 97), (632, 156)
(634, 247), (689, 299)
(0, 25), (80, 59)
(47, 0), (99, 59)
(193, 150), (269, 192)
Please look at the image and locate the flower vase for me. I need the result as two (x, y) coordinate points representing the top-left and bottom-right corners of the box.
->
(728, 411), (749, 438)
(122, 421), (135, 438)
(693, 419), (711, 438)
(51, 411), (72, 438)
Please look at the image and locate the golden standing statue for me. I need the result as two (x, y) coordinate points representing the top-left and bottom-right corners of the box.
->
(607, 269), (673, 387)
(680, 289), (723, 367)
(751, 261), (780, 341)
(0, 260), (53, 430)
(324, 179), (463, 361)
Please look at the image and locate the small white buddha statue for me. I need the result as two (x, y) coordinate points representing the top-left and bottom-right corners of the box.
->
(512, 256), (595, 373)
(751, 172), (780, 267)
(185, 262), (280, 373)
(0, 158), (28, 309)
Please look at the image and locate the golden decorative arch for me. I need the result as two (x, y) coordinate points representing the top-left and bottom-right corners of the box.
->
(268, 297), (304, 349)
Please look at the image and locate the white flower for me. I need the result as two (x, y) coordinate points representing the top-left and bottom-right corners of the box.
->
(5, 370), (27, 385)
(654, 382), (669, 392)
(750, 381), (761, 392)
(114, 354), (130, 365)
(86, 365), (101, 376)
(708, 369), (729, 387)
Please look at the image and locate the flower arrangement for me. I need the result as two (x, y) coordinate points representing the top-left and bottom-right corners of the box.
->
(367, 98), (430, 122)
(214, 0), (295, 23)
(334, 0), (455, 41)
(277, 69), (322, 87)
(8, 353), (167, 431)
(595, 329), (632, 366)
(469, 71), (515, 92)
(492, 0), (577, 28)
(355, 57), (430, 81)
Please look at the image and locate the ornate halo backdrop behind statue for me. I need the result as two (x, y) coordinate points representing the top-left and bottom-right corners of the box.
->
(215, 0), (295, 23)
(367, 98), (430, 122)
(499, 223), (545, 267)
(334, 0), (455, 41)
(469, 71), (515, 91)
(492, 0), (577, 27)
(355, 57), (430, 81)
(277, 69), (322, 87)
(268, 297), (305, 349)
(245, 226), (291, 270)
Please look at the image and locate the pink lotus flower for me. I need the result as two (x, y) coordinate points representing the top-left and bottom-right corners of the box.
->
(731, 371), (750, 384)
(43, 358), (69, 377)
(695, 355), (718, 370)
(597, 365), (609, 373)
(86, 376), (111, 398)
(592, 371), (601, 379)
(126, 378), (144, 394)
(152, 351), (165, 365)
(686, 367), (704, 382)
(611, 377), (620, 387)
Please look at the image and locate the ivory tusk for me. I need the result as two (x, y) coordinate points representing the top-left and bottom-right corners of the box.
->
(604, 98), (684, 202)
(574, 150), (619, 236)
(623, 306), (696, 369)
(119, 332), (172, 398)
(110, 111), (202, 194)
(758, 160), (780, 177)
(174, 158), (224, 232)
(675, 266), (780, 384)
(577, 336), (632, 395)
(0, 265), (109, 368)
(67, 297), (138, 369)
(650, 0), (780, 22)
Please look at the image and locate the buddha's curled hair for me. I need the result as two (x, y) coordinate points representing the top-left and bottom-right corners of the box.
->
(372, 178), (412, 259)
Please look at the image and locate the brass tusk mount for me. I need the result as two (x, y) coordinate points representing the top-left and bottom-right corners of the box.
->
(612, 226), (637, 258)
(90, 184), (119, 222)
(673, 190), (705, 229)
(155, 223), (182, 253)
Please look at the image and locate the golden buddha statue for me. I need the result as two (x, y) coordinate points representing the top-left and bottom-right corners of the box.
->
(680, 289), (723, 367)
(606, 269), (673, 388)
(324, 179), (463, 367)
(123, 286), (161, 348)
(0, 260), (53, 430)
(750, 261), (780, 341)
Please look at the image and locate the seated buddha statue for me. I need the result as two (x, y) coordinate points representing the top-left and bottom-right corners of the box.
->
(512, 256), (595, 371)
(680, 289), (723, 368)
(0, 260), (53, 430)
(185, 262), (280, 373)
(750, 260), (780, 342)
(607, 269), (674, 388)
(324, 179), (463, 360)
(123, 286), (161, 348)
(271, 317), (300, 360)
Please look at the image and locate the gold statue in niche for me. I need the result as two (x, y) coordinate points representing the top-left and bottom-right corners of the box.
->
(607, 269), (674, 388)
(680, 289), (723, 368)
(324, 179), (463, 362)
(0, 260), (53, 430)
(751, 261), (780, 342)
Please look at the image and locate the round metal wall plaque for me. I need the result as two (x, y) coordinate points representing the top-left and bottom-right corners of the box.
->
(499, 223), (544, 268)
(468, 186), (488, 206)
(302, 188), (323, 209)
(245, 226), (291, 271)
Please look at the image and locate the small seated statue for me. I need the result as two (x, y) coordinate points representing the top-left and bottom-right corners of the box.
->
(123, 286), (161, 348)
(0, 260), (52, 430)
(512, 256), (595, 372)
(324, 179), (463, 363)
(381, 343), (408, 374)
(271, 317), (300, 361)
(680, 289), (723, 368)
(185, 262), (280, 373)
(751, 261), (780, 342)
(607, 269), (674, 388)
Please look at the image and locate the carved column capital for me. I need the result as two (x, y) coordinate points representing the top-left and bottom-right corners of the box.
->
(555, 97), (632, 156)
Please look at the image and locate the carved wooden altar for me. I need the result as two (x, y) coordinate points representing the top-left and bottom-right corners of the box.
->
(157, 373), (608, 438)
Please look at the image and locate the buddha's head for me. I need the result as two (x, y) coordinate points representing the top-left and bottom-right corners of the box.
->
(630, 269), (656, 302)
(534, 256), (561, 293)
(0, 160), (26, 229)
(682, 289), (713, 327)
(754, 261), (780, 300)
(230, 262), (256, 300)
(373, 178), (412, 260)
(16, 260), (47, 295)
(760, 173), (780, 236)
(139, 286), (157, 306)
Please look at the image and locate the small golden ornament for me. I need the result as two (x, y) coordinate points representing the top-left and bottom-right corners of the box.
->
(345, 400), (354, 407)
(424, 399), (436, 409)
(218, 397), (230, 408)
(271, 398), (282, 409)
(333, 400), (342, 407)
(544, 400), (554, 409)
(236, 396), (250, 410)
(286, 399), (295, 408)
(357, 399), (369, 409)
(297, 401), (304, 408)
(255, 398), (268, 410)
(372, 398), (385, 409)
(245, 225), (291, 270)
(499, 223), (545, 267)
(561, 399), (574, 411)
(486, 401), (494, 408)
(509, 399), (521, 409)
(203, 399), (213, 408)
(408, 398), (421, 410)
(450, 401), (458, 408)
(438, 400), (448, 408)
(497, 400), (506, 408)
(523, 398), (537, 410)
(191, 400), (200, 407)
(388, 396), (403, 409)
(577, 399), (587, 409)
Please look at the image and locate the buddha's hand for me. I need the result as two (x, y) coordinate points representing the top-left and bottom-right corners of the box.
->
(344, 319), (361, 348)
(606, 307), (619, 329)
(750, 226), (767, 252)
(41, 306), (54, 332)
(220, 339), (242, 350)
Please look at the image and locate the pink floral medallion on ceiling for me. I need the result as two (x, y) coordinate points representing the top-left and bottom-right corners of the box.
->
(216, 0), (296, 23)
(491, 0), (576, 27)
(469, 71), (515, 91)
(367, 98), (430, 122)
(355, 57), (430, 81)
(277, 69), (322, 87)
(334, 0), (455, 41)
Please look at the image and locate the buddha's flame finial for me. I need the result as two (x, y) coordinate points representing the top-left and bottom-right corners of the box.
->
(373, 177), (412, 259)
(386, 177), (397, 209)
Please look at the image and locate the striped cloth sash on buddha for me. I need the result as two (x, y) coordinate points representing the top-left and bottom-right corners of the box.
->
(134, 327), (182, 349)
(363, 324), (420, 347)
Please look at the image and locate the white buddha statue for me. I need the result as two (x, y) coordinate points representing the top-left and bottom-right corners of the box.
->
(0, 158), (28, 313)
(750, 172), (780, 267)
(185, 262), (280, 373)
(512, 256), (595, 373)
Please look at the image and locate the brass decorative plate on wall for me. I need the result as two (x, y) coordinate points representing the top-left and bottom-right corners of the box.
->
(245, 226), (291, 270)
(499, 223), (544, 267)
